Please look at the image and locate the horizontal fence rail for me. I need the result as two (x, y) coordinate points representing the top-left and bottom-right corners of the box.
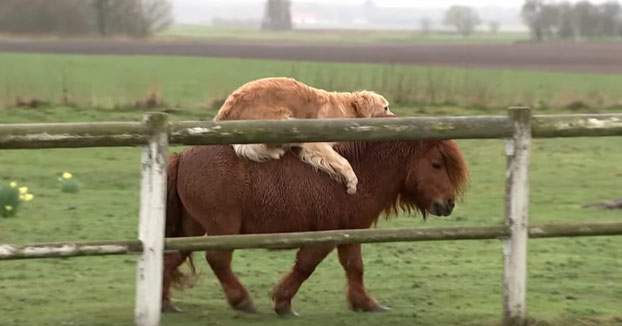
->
(0, 240), (143, 260)
(2, 222), (622, 261)
(1, 113), (621, 149)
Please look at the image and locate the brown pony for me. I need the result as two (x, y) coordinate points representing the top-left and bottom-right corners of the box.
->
(162, 139), (469, 316)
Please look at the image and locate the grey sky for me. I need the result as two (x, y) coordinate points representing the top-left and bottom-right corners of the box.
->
(174, 0), (615, 8)
(172, 0), (619, 28)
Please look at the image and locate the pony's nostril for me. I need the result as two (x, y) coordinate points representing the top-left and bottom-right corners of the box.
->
(433, 202), (443, 213)
(447, 198), (455, 209)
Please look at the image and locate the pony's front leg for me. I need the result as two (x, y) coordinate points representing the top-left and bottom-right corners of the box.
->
(205, 250), (256, 313)
(271, 246), (334, 316)
(337, 244), (390, 312)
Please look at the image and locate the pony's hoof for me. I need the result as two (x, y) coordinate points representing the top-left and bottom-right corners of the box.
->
(233, 298), (257, 314)
(275, 306), (299, 317)
(161, 304), (182, 313)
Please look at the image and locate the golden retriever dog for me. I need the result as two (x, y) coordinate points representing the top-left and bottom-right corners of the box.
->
(213, 77), (393, 194)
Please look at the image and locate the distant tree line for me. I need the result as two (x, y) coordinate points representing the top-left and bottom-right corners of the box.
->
(0, 0), (173, 38)
(522, 0), (622, 40)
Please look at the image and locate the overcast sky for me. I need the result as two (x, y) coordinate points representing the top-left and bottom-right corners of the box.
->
(174, 0), (616, 8)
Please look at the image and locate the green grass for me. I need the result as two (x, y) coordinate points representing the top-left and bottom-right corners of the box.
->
(160, 25), (529, 44)
(0, 51), (621, 325)
(0, 107), (621, 326)
(2, 52), (622, 113)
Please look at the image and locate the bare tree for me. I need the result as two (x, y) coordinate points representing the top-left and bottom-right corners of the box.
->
(0, 0), (93, 35)
(573, 1), (599, 38)
(489, 21), (501, 34)
(522, 0), (622, 41)
(521, 0), (564, 40)
(556, 2), (575, 39)
(0, 0), (171, 37)
(91, 0), (173, 38)
(135, 0), (174, 37)
(443, 5), (481, 37)
(262, 0), (292, 31)
(420, 18), (432, 35)
(522, 0), (546, 41)
(596, 1), (621, 37)
(92, 0), (111, 36)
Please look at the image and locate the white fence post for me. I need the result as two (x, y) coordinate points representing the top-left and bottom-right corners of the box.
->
(503, 107), (532, 326)
(135, 113), (169, 326)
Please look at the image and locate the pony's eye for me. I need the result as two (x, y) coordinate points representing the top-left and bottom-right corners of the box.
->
(432, 162), (442, 169)
(384, 106), (389, 111)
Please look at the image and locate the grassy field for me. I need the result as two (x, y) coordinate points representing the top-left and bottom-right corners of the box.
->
(0, 52), (621, 326)
(0, 105), (621, 326)
(2, 53), (622, 113)
(159, 25), (529, 44)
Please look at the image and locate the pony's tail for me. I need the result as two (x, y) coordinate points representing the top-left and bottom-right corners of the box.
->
(164, 152), (197, 291)
(166, 152), (183, 238)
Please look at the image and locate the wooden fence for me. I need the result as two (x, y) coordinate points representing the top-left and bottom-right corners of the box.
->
(1, 107), (621, 326)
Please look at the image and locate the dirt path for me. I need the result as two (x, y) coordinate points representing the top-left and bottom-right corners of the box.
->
(1, 38), (622, 74)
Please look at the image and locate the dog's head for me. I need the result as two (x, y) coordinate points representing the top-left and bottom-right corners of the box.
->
(351, 91), (393, 118)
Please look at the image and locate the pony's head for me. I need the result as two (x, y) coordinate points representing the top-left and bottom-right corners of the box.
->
(397, 140), (469, 218)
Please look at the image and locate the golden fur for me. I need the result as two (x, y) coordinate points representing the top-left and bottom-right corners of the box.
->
(213, 77), (393, 194)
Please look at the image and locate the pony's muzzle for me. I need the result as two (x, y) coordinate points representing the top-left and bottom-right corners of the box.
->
(430, 198), (455, 216)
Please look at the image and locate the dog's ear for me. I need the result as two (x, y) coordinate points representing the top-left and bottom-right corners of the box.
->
(351, 92), (373, 118)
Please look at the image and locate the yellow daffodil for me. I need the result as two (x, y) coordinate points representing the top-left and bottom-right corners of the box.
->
(24, 193), (34, 202)
(4, 205), (13, 211)
(9, 181), (17, 188)
(62, 172), (73, 180)
(19, 186), (28, 194)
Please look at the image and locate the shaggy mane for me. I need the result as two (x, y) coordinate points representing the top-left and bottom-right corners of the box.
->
(335, 139), (469, 222)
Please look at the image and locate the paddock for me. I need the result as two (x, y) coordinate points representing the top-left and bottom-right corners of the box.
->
(1, 108), (621, 326)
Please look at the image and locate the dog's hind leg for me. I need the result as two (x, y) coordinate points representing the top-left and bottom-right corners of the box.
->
(233, 144), (285, 162)
(298, 142), (358, 195)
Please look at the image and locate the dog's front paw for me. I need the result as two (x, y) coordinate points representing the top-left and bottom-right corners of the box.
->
(269, 148), (286, 160)
(346, 181), (358, 195)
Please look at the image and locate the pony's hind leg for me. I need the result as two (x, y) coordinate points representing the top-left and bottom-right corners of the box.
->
(205, 250), (257, 313)
(337, 244), (390, 312)
(271, 246), (335, 316)
(298, 142), (358, 195)
(162, 210), (205, 313)
(162, 251), (192, 313)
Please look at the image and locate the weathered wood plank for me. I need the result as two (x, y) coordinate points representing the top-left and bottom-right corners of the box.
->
(528, 222), (622, 238)
(165, 226), (511, 251)
(1, 113), (621, 149)
(503, 107), (531, 326)
(164, 222), (622, 252)
(0, 121), (148, 149)
(0, 240), (142, 260)
(533, 114), (622, 138)
(134, 113), (168, 326)
(170, 116), (512, 145)
(1, 222), (622, 260)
